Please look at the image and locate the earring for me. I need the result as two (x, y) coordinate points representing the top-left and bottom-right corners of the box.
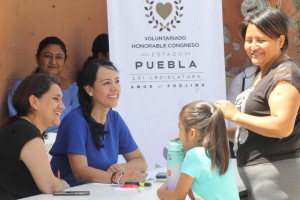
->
(90, 93), (93, 96)
(35, 107), (38, 110)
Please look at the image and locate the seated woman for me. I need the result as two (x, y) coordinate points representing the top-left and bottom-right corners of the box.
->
(8, 36), (79, 133)
(0, 74), (69, 199)
(50, 59), (148, 186)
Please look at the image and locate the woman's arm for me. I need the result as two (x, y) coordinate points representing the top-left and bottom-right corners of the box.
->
(21, 138), (69, 193)
(68, 153), (112, 183)
(107, 149), (147, 173)
(68, 152), (147, 184)
(157, 173), (194, 200)
(216, 82), (300, 138)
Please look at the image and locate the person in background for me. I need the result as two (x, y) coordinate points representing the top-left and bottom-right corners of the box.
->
(92, 33), (109, 60)
(8, 36), (79, 133)
(50, 59), (147, 187)
(82, 33), (110, 69)
(0, 74), (69, 199)
(227, 65), (259, 157)
(157, 101), (239, 200)
(216, 8), (300, 199)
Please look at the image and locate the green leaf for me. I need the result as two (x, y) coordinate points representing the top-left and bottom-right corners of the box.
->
(166, 22), (170, 26)
(176, 6), (179, 10)
(172, 25), (176, 28)
(179, 14), (183, 17)
(160, 22), (163, 26)
(146, 14), (150, 17)
(179, 0), (182, 3)
(146, 0), (149, 4)
(153, 25), (158, 29)
(149, 6), (152, 10)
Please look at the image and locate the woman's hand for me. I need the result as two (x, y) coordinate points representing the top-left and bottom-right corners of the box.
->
(59, 179), (70, 190)
(120, 171), (148, 184)
(107, 163), (122, 172)
(215, 100), (240, 122)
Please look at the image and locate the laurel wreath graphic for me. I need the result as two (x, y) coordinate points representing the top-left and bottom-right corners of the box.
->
(145, 0), (184, 32)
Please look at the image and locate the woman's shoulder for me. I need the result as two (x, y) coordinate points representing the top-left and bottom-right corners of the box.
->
(273, 60), (300, 82)
(63, 107), (84, 120)
(60, 76), (77, 90)
(2, 119), (41, 140)
(12, 118), (39, 130)
(107, 109), (124, 123)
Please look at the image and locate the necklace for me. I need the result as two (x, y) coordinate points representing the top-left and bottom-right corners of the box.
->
(25, 115), (36, 127)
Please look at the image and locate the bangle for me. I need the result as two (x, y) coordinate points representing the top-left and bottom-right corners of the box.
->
(111, 172), (116, 184)
(117, 172), (125, 184)
(113, 172), (120, 184)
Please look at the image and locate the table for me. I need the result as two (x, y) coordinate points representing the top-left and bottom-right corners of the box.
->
(21, 159), (246, 200)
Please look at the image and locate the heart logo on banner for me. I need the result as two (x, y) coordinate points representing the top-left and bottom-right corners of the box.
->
(145, 0), (184, 32)
(156, 3), (173, 20)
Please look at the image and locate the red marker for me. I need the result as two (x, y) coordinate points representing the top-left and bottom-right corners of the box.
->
(121, 184), (138, 188)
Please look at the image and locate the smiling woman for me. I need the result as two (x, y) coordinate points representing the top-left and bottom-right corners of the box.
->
(7, 37), (80, 133)
(0, 74), (70, 199)
(216, 8), (300, 199)
(50, 59), (148, 187)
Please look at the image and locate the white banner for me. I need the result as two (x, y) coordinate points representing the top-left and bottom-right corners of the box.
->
(107, 0), (225, 169)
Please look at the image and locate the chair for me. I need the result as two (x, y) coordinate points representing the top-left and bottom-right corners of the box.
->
(44, 133), (57, 161)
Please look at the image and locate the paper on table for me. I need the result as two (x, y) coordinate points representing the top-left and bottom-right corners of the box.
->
(146, 171), (157, 181)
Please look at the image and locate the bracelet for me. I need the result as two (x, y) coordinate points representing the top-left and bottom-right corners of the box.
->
(117, 172), (125, 184)
(113, 172), (120, 184)
(111, 172), (116, 184)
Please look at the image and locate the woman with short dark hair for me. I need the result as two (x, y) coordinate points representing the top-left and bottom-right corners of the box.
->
(216, 8), (300, 199)
(0, 74), (69, 199)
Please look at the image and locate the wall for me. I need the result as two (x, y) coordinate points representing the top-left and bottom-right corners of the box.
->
(223, 0), (300, 88)
(0, 0), (299, 123)
(0, 0), (108, 122)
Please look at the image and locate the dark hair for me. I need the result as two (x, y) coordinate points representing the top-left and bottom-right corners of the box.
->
(92, 34), (109, 59)
(240, 8), (289, 52)
(0, 74), (60, 134)
(180, 101), (229, 175)
(77, 59), (118, 149)
(34, 36), (67, 73)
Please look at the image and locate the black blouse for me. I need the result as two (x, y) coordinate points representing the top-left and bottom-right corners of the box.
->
(0, 118), (42, 199)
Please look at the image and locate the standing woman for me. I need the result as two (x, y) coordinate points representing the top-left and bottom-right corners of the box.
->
(0, 74), (69, 199)
(50, 59), (147, 186)
(216, 8), (300, 199)
(8, 36), (79, 133)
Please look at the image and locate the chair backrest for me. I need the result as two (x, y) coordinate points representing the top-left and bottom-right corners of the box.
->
(44, 133), (57, 161)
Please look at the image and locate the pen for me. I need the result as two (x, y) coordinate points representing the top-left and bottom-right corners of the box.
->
(57, 169), (60, 179)
(125, 182), (152, 187)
